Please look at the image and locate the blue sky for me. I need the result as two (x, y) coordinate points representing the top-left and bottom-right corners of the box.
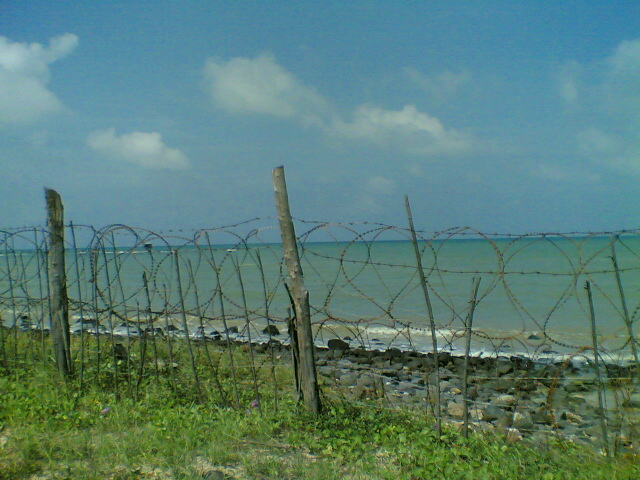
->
(1, 1), (639, 234)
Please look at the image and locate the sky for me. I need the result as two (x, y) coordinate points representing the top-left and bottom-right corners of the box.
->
(1, 1), (640, 235)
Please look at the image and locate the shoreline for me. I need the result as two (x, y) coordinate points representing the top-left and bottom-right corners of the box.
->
(310, 340), (640, 454)
(6, 318), (640, 454)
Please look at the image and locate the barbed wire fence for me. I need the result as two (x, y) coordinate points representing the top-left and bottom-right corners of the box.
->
(1, 215), (639, 455)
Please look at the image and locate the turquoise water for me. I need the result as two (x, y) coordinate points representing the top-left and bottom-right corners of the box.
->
(2, 233), (640, 361)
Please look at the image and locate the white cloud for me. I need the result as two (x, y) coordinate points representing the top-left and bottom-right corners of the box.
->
(202, 53), (329, 126)
(558, 39), (640, 177)
(87, 129), (191, 170)
(607, 39), (640, 77)
(576, 127), (640, 176)
(331, 104), (471, 155)
(556, 60), (581, 104)
(351, 176), (398, 215)
(367, 176), (397, 195)
(0, 33), (78, 125)
(602, 39), (640, 115)
(558, 39), (640, 111)
(203, 54), (473, 156)
(576, 128), (623, 156)
(535, 163), (600, 183)
(403, 67), (471, 98)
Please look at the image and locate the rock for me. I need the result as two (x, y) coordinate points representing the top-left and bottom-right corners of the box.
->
(381, 368), (401, 379)
(452, 357), (466, 370)
(491, 378), (515, 393)
(505, 427), (523, 443)
(493, 394), (518, 407)
(353, 355), (373, 366)
(337, 358), (356, 369)
(511, 356), (534, 370)
(516, 379), (537, 392)
(447, 401), (465, 418)
(398, 382), (417, 395)
(512, 412), (534, 430)
(584, 424), (605, 438)
(469, 356), (489, 368)
(356, 374), (375, 388)
(427, 351), (452, 366)
(384, 348), (404, 360)
(531, 408), (554, 425)
(328, 338), (349, 350)
(557, 410), (583, 424)
(427, 369), (455, 384)
(318, 366), (337, 377)
(496, 358), (514, 375)
(467, 386), (479, 399)
(351, 348), (373, 361)
(440, 382), (461, 395)
(262, 325), (280, 336)
(482, 404), (507, 422)
(114, 343), (128, 362)
(339, 372), (358, 386)
(203, 471), (229, 480)
(406, 358), (425, 371)
(495, 415), (513, 431)
(565, 379), (596, 393)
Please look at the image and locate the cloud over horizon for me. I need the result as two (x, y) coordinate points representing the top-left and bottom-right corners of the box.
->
(403, 67), (471, 99)
(203, 53), (330, 126)
(87, 129), (191, 170)
(330, 104), (472, 155)
(0, 33), (78, 125)
(556, 38), (640, 176)
(203, 54), (473, 156)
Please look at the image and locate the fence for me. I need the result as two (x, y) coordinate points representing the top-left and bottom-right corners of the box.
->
(1, 209), (639, 454)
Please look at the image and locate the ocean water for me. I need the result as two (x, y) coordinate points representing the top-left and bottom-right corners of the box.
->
(2, 233), (640, 362)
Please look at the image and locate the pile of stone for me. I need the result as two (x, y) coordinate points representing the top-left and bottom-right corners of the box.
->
(314, 340), (639, 454)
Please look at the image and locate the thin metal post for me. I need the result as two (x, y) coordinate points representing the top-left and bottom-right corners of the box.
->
(586, 281), (612, 457)
(463, 277), (481, 437)
(405, 194), (441, 433)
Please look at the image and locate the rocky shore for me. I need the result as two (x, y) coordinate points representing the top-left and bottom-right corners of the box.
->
(309, 341), (640, 454)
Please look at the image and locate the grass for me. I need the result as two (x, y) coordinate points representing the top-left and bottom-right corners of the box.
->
(0, 335), (639, 479)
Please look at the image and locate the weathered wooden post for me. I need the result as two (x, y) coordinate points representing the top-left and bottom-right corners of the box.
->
(272, 166), (321, 414)
(45, 187), (72, 377)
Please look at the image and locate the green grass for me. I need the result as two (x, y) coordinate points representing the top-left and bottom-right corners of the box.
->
(0, 338), (639, 479)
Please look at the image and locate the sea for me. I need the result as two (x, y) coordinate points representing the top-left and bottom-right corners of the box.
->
(2, 232), (640, 363)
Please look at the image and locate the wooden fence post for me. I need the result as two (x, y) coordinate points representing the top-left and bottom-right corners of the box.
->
(45, 187), (72, 377)
(272, 166), (321, 414)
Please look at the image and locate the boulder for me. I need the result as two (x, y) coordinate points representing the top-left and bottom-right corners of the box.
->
(447, 401), (465, 418)
(512, 412), (534, 430)
(262, 324), (280, 336)
(328, 338), (350, 350)
(482, 404), (507, 422)
(493, 394), (518, 407)
(495, 358), (514, 375)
